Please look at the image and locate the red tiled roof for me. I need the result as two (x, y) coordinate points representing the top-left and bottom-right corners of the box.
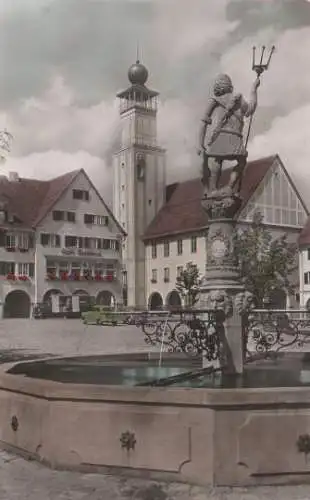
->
(143, 155), (277, 240)
(0, 170), (80, 228)
(299, 217), (310, 246)
(0, 169), (125, 235)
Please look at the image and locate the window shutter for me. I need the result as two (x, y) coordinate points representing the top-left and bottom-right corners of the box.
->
(28, 234), (34, 248)
(29, 263), (35, 277)
(0, 230), (5, 247)
(0, 262), (5, 275)
(40, 233), (49, 246)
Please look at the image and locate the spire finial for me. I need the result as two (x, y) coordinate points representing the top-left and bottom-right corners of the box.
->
(136, 41), (140, 64)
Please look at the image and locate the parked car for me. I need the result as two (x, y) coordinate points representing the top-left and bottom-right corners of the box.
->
(81, 306), (129, 326)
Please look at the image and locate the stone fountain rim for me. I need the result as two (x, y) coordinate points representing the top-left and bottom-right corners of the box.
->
(1, 361), (310, 410)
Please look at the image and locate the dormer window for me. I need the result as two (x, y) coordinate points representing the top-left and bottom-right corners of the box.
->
(73, 189), (89, 201)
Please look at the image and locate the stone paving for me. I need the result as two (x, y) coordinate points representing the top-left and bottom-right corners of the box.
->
(0, 318), (310, 499)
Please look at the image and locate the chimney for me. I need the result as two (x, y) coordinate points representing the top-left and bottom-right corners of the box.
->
(8, 171), (19, 182)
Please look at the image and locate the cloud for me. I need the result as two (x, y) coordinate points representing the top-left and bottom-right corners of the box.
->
(158, 99), (201, 183)
(249, 104), (310, 207)
(0, 75), (120, 158)
(0, 0), (238, 191)
(1, 150), (112, 205)
(152, 0), (237, 63)
(1, 0), (310, 209)
(219, 22), (310, 209)
(220, 26), (310, 114)
(0, 76), (117, 204)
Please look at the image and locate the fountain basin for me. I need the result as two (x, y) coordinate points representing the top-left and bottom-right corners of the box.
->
(1, 352), (310, 487)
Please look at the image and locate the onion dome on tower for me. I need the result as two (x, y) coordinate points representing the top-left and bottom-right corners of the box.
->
(128, 60), (149, 86)
(116, 59), (158, 115)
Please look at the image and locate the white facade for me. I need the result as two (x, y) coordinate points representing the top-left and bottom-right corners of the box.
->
(0, 228), (36, 318)
(146, 232), (206, 308)
(239, 159), (306, 228)
(0, 170), (124, 318)
(113, 82), (166, 307)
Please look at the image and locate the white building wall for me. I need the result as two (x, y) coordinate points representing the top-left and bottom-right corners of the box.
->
(36, 170), (123, 305)
(146, 233), (206, 306)
(146, 219), (303, 309)
(0, 170), (124, 318)
(0, 228), (36, 317)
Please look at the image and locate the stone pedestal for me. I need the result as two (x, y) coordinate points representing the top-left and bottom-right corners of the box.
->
(200, 192), (252, 374)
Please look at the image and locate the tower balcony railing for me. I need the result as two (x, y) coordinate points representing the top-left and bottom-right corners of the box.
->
(119, 98), (158, 115)
(121, 136), (157, 149)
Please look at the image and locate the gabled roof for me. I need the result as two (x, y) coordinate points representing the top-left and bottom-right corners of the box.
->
(143, 155), (278, 240)
(275, 155), (309, 218)
(77, 169), (126, 237)
(32, 170), (81, 226)
(0, 169), (125, 235)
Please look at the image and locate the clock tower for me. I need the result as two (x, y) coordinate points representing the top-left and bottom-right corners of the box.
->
(113, 60), (166, 307)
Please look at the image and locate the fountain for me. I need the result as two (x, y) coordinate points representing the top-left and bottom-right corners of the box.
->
(1, 46), (310, 488)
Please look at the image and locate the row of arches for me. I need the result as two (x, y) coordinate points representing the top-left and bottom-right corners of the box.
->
(0, 288), (296, 318)
(148, 289), (289, 310)
(148, 290), (182, 310)
(42, 289), (114, 306)
(2, 289), (115, 318)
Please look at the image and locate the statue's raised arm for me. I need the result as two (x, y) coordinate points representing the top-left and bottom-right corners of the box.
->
(242, 77), (260, 117)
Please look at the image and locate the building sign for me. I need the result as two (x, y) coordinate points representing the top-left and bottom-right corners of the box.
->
(61, 248), (102, 257)
(61, 248), (75, 255)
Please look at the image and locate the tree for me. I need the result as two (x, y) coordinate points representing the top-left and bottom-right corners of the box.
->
(234, 211), (298, 307)
(175, 262), (201, 307)
(0, 130), (13, 161)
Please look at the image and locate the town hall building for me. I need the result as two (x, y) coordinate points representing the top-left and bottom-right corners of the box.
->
(0, 169), (125, 318)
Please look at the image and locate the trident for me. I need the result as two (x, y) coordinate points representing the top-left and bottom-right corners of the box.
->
(244, 45), (275, 149)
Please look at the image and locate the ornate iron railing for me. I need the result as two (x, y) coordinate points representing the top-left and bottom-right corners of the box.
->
(244, 309), (310, 356)
(132, 308), (224, 363)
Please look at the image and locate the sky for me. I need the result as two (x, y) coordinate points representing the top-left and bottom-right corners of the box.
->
(0, 0), (310, 207)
